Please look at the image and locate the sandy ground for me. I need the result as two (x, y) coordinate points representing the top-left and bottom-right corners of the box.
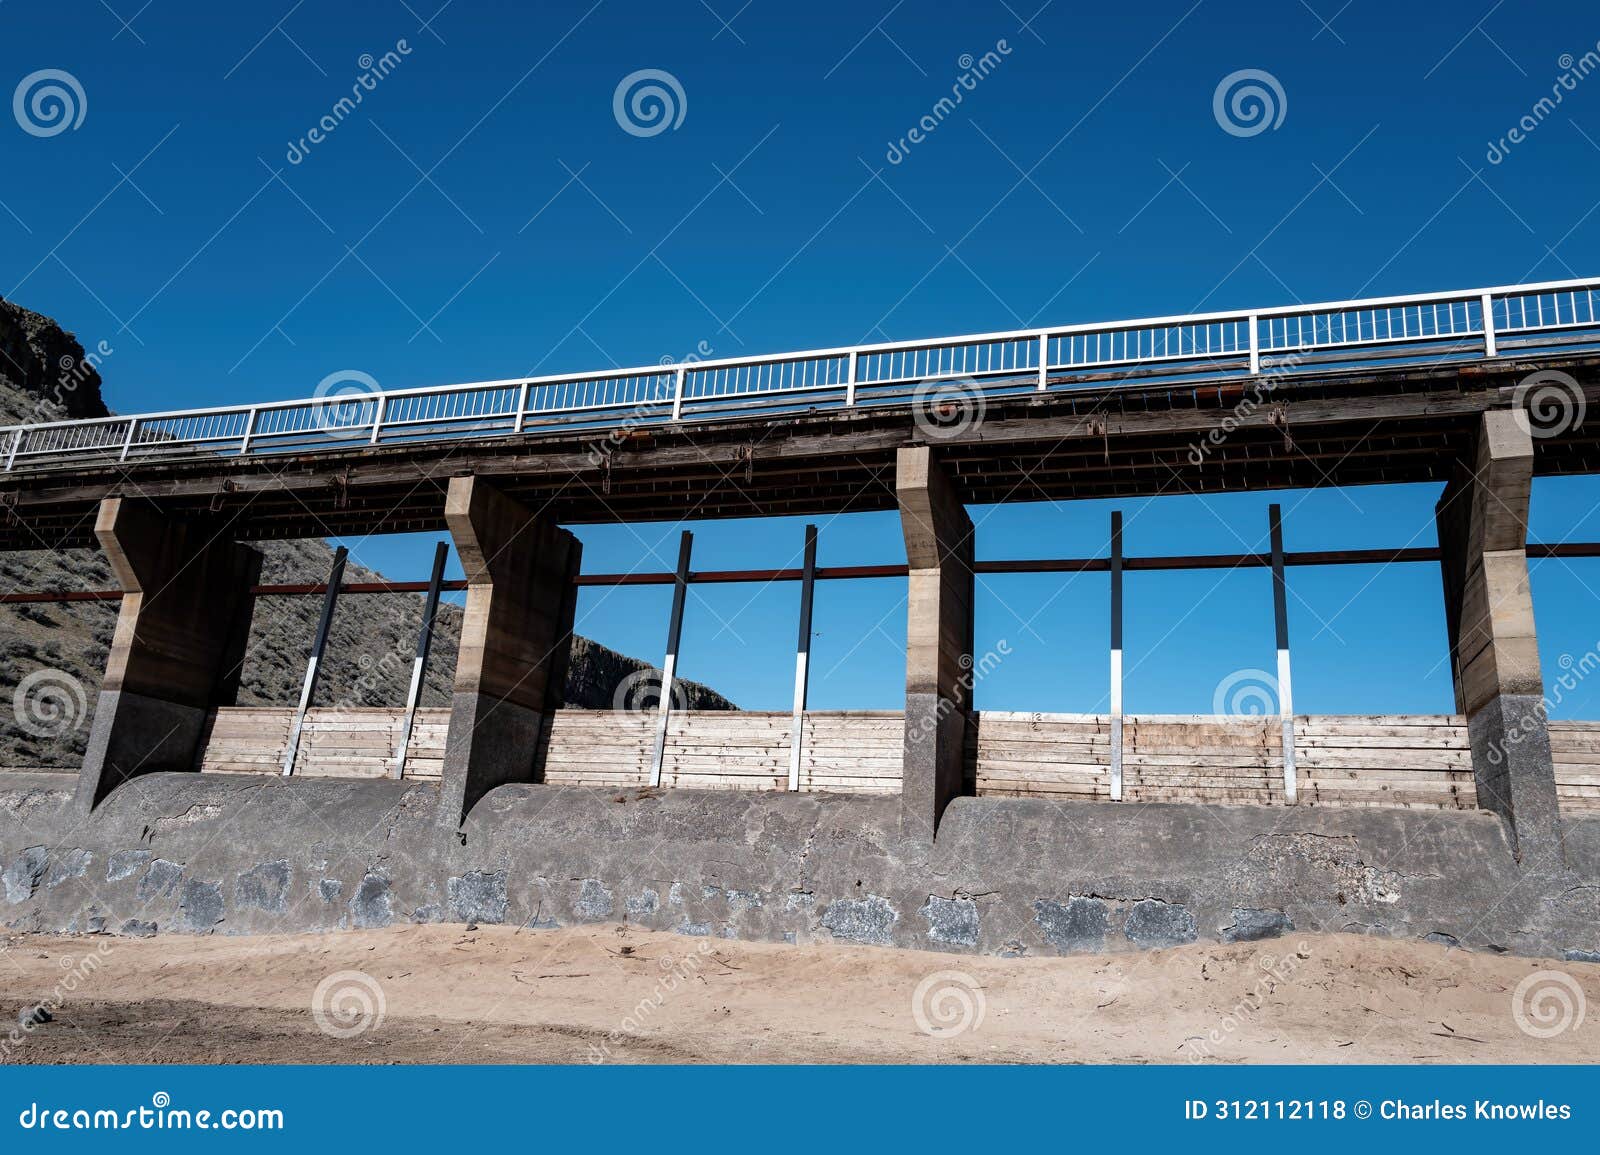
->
(0, 923), (1596, 1064)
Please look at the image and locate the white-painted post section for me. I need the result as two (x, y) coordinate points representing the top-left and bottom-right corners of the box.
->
(845, 349), (858, 407)
(649, 531), (693, 787)
(282, 546), (348, 776)
(1269, 504), (1297, 804)
(787, 524), (818, 792)
(1482, 293), (1498, 357)
(1248, 313), (1261, 375)
(670, 365), (687, 421)
(1037, 333), (1049, 391)
(1109, 510), (1124, 802)
(393, 541), (449, 779)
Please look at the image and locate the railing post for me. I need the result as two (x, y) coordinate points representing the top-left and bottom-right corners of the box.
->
(1248, 313), (1261, 375)
(1270, 504), (1297, 804)
(670, 365), (687, 421)
(1037, 333), (1049, 391)
(369, 395), (388, 445)
(6, 427), (24, 471)
(649, 530), (693, 787)
(1482, 293), (1498, 357)
(845, 349), (858, 406)
(513, 380), (530, 433)
(281, 546), (348, 776)
(1109, 510), (1124, 802)
(239, 407), (258, 456)
(787, 524), (818, 792)
(118, 419), (138, 462)
(394, 541), (449, 779)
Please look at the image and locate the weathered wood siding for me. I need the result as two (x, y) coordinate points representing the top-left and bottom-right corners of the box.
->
(971, 712), (1476, 810)
(199, 706), (448, 780)
(539, 709), (901, 794)
(1548, 721), (1600, 809)
(193, 706), (1596, 812)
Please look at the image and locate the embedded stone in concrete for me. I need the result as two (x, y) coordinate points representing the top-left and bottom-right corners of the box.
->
(447, 869), (509, 924)
(44, 849), (90, 889)
(135, 859), (183, 902)
(1564, 948), (1600, 963)
(705, 884), (762, 913)
(1424, 931), (1462, 948)
(1124, 899), (1198, 948)
(2, 846), (47, 904)
(919, 895), (979, 947)
(575, 878), (614, 919)
(820, 894), (898, 945)
(119, 919), (156, 937)
(106, 849), (150, 882)
(1033, 896), (1108, 953)
(1220, 907), (1293, 943)
(675, 920), (711, 936)
(411, 904), (442, 923)
(626, 889), (660, 917)
(176, 879), (224, 933)
(234, 861), (290, 914)
(317, 879), (342, 903)
(348, 873), (393, 929)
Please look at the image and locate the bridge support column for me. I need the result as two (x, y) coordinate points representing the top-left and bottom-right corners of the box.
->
(439, 475), (581, 828)
(1436, 409), (1562, 867)
(897, 447), (974, 840)
(76, 499), (261, 813)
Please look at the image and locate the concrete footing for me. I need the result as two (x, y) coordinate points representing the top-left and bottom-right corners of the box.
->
(4, 771), (1597, 962)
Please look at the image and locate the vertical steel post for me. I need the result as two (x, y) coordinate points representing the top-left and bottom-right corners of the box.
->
(1037, 332), (1049, 391)
(1481, 292), (1498, 357)
(787, 524), (819, 792)
(845, 349), (859, 406)
(649, 530), (693, 787)
(1270, 503), (1298, 803)
(1109, 510), (1124, 802)
(1248, 313), (1261, 375)
(281, 546), (348, 776)
(393, 541), (449, 779)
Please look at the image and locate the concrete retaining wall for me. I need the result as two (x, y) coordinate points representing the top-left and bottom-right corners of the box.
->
(2, 771), (1597, 961)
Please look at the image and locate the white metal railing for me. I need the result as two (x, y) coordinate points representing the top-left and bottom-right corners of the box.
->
(4, 276), (1598, 473)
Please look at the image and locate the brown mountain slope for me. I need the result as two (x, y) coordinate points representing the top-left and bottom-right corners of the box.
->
(0, 298), (733, 768)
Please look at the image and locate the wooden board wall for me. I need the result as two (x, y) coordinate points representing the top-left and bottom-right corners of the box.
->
(539, 709), (902, 794)
(1548, 721), (1600, 809)
(198, 706), (448, 780)
(970, 711), (1476, 810)
(193, 706), (1595, 813)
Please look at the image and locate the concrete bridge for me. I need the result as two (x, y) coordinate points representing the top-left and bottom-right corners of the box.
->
(3, 276), (1600, 959)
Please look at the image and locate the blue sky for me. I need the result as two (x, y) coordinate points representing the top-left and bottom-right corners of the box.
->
(5, 1), (1600, 713)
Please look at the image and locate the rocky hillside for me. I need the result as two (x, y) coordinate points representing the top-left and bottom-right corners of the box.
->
(0, 297), (733, 768)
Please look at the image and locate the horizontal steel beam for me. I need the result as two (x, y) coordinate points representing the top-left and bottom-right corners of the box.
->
(6, 541), (1596, 604)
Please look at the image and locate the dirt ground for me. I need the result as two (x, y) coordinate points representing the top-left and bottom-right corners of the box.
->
(1, 923), (1596, 1064)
